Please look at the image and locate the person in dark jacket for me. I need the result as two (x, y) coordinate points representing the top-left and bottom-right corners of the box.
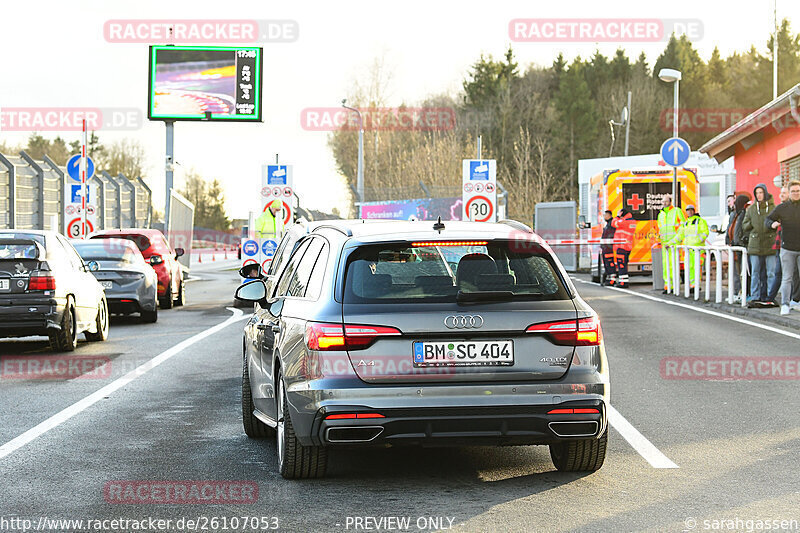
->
(777, 186), (800, 305)
(767, 180), (800, 315)
(728, 194), (750, 301)
(600, 210), (617, 286)
(742, 184), (778, 306)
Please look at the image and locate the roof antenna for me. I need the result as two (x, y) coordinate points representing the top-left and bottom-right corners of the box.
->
(433, 216), (445, 233)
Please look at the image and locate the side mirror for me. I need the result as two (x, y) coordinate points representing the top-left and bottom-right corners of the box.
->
(86, 260), (99, 272)
(710, 225), (719, 233)
(239, 263), (262, 279)
(174, 247), (185, 258)
(149, 255), (164, 266)
(577, 216), (591, 229)
(235, 280), (267, 302)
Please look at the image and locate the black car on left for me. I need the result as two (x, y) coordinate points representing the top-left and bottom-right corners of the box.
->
(0, 230), (109, 351)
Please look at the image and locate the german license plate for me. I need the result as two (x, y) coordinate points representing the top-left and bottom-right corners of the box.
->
(0, 279), (9, 291)
(413, 340), (514, 367)
(642, 264), (652, 271)
(100, 281), (113, 289)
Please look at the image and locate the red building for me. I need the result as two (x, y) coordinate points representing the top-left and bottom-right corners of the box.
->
(700, 84), (800, 197)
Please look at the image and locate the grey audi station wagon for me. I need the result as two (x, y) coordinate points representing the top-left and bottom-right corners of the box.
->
(235, 219), (610, 479)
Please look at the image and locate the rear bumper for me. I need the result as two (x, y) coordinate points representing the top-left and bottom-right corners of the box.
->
(312, 400), (607, 447)
(106, 289), (155, 314)
(285, 379), (609, 447)
(0, 296), (65, 337)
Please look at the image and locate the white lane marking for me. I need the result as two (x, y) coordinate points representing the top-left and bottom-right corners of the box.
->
(608, 405), (678, 468)
(575, 277), (797, 468)
(572, 278), (800, 341)
(0, 307), (248, 460)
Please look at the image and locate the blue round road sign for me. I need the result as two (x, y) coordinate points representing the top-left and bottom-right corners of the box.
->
(242, 240), (259, 257)
(67, 154), (95, 182)
(660, 137), (690, 167)
(262, 239), (277, 257)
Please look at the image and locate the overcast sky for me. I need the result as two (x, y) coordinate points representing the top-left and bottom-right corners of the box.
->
(1, 0), (797, 219)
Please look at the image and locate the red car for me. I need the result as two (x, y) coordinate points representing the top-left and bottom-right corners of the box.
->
(90, 229), (185, 309)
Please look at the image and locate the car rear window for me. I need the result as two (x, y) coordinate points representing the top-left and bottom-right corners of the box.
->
(72, 241), (142, 263)
(0, 242), (40, 260)
(92, 234), (151, 253)
(343, 240), (570, 303)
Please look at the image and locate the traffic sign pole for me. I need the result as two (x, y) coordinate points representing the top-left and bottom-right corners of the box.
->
(81, 119), (87, 239)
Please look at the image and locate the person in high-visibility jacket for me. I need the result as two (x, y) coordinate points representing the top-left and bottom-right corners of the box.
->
(255, 199), (284, 239)
(667, 204), (709, 289)
(611, 209), (637, 288)
(657, 194), (687, 293)
(600, 210), (617, 286)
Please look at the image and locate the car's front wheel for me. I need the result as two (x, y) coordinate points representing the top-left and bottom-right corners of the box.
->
(85, 297), (109, 342)
(550, 430), (607, 472)
(276, 370), (327, 479)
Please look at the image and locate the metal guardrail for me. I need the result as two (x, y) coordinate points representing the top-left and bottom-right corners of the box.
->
(664, 244), (748, 307)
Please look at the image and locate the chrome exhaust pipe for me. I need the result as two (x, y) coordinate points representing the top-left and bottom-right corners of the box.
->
(325, 426), (384, 443)
(548, 421), (599, 438)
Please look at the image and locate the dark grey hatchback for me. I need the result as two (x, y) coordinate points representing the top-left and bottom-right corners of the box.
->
(235, 220), (610, 479)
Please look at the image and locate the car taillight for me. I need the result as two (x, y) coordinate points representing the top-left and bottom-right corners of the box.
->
(305, 322), (402, 351)
(325, 413), (385, 420)
(526, 316), (602, 346)
(547, 408), (600, 414)
(28, 274), (56, 291)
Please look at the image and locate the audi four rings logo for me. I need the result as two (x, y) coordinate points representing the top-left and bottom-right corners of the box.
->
(444, 315), (484, 328)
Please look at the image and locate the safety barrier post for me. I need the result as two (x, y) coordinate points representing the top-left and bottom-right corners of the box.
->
(683, 246), (691, 298)
(727, 249), (735, 305)
(693, 248), (701, 301)
(705, 248), (712, 302)
(673, 245), (681, 296)
(739, 248), (748, 308)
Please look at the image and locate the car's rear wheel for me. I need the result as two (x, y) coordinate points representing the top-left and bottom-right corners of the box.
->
(550, 429), (607, 472)
(276, 370), (327, 479)
(175, 279), (185, 307)
(242, 349), (274, 438)
(160, 283), (174, 309)
(140, 302), (158, 324)
(85, 297), (109, 342)
(49, 298), (77, 352)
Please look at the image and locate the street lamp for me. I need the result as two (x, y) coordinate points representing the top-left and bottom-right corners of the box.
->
(658, 68), (682, 201)
(341, 99), (364, 213)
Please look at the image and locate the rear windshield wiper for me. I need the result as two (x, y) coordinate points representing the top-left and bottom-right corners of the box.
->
(456, 290), (515, 303)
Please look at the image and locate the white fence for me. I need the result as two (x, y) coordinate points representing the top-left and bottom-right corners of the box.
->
(664, 244), (748, 307)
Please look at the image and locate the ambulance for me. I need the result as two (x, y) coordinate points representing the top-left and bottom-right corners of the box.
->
(588, 167), (699, 282)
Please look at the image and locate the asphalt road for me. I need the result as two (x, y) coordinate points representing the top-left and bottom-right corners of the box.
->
(1, 264), (799, 533)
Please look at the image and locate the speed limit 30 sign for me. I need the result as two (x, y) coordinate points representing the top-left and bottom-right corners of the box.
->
(67, 218), (94, 238)
(462, 160), (497, 222)
(465, 195), (494, 222)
